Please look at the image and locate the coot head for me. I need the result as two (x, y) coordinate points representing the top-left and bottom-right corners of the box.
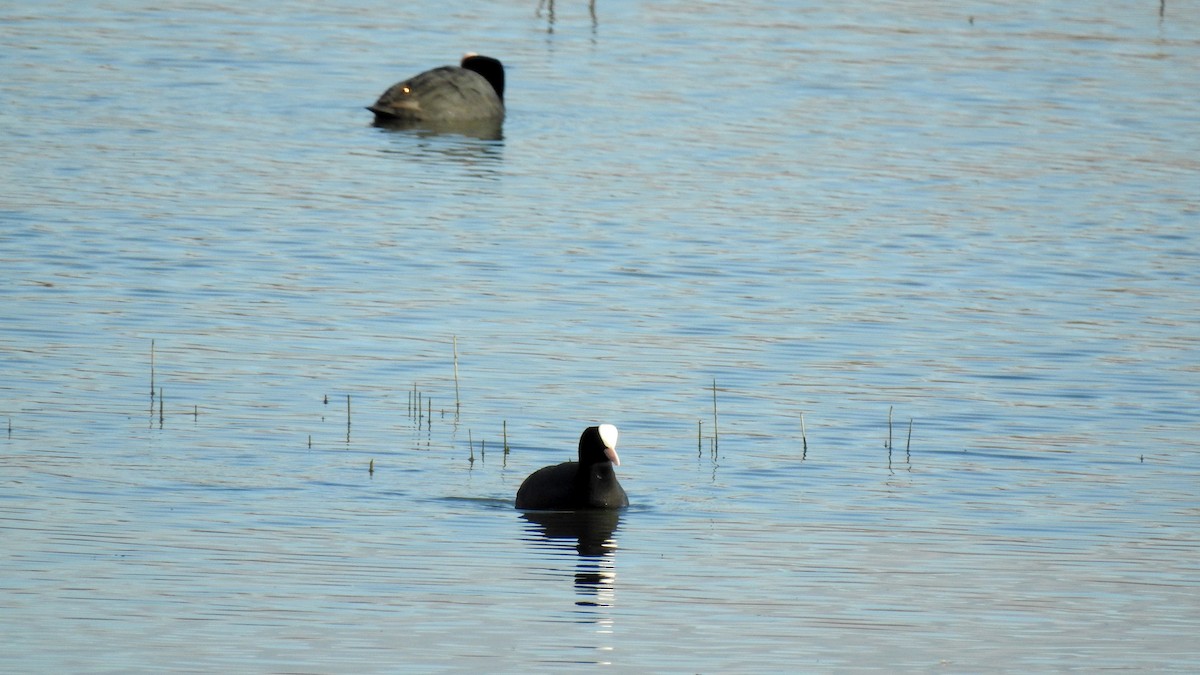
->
(582, 423), (621, 466)
(514, 424), (629, 510)
(367, 53), (505, 129)
(460, 54), (505, 102)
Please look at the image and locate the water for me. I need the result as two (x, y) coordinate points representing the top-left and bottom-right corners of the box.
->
(3, 0), (1199, 671)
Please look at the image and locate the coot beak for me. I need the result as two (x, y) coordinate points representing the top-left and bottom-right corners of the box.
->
(604, 445), (621, 466)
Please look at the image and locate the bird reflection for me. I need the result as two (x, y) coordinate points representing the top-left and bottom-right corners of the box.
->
(521, 509), (621, 609)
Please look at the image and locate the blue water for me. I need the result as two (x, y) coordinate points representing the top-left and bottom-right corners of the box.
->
(3, 0), (1199, 671)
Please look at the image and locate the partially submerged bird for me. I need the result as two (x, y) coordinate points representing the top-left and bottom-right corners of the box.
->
(367, 54), (505, 128)
(515, 424), (629, 510)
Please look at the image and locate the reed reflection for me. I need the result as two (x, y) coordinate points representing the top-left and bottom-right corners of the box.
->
(535, 0), (599, 37)
(521, 509), (621, 609)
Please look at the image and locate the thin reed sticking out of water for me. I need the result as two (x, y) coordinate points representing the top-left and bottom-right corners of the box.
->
(150, 339), (155, 400)
(468, 429), (485, 460)
(405, 383), (437, 429)
(906, 418), (913, 458)
(408, 383), (429, 428)
(453, 336), (461, 418)
(887, 405), (894, 449)
(711, 378), (719, 456)
(697, 420), (703, 456)
(369, 458), (374, 476)
(503, 420), (509, 455)
(800, 412), (808, 459)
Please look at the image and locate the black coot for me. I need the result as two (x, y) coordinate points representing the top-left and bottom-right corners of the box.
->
(367, 54), (505, 125)
(515, 424), (629, 510)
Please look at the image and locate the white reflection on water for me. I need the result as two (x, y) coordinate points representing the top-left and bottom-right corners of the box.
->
(521, 510), (621, 664)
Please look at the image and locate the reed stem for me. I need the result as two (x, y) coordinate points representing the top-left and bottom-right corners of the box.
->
(887, 405), (893, 449)
(800, 412), (808, 456)
(453, 336), (461, 416)
(711, 378), (719, 455)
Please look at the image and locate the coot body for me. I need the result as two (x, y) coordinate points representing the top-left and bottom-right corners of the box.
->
(515, 424), (628, 510)
(368, 54), (505, 125)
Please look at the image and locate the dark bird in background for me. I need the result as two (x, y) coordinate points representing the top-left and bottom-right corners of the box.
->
(368, 54), (505, 131)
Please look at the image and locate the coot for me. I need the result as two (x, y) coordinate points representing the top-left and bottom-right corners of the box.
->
(367, 54), (505, 125)
(515, 424), (629, 510)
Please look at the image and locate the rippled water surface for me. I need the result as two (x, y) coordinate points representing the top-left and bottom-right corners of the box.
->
(3, 0), (1199, 671)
